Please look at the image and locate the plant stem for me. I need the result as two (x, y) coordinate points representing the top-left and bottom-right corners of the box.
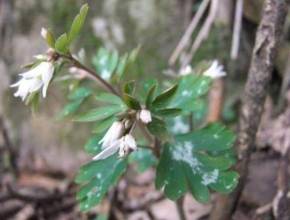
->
(176, 196), (186, 220)
(60, 53), (120, 96)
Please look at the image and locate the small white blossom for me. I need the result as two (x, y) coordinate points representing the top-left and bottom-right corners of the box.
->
(180, 65), (193, 76)
(203, 60), (226, 79)
(11, 61), (54, 101)
(41, 27), (48, 40)
(93, 134), (137, 161)
(139, 109), (152, 124)
(99, 121), (124, 149)
(119, 134), (137, 157)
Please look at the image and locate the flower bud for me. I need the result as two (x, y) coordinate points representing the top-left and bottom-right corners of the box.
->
(119, 134), (137, 157)
(139, 109), (152, 124)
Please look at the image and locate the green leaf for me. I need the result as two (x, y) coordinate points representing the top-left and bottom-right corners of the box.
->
(58, 99), (83, 118)
(76, 155), (127, 211)
(68, 3), (89, 43)
(93, 116), (116, 134)
(128, 46), (140, 63)
(152, 84), (178, 109)
(129, 148), (157, 172)
(123, 94), (141, 110)
(123, 81), (135, 95)
(154, 108), (182, 118)
(84, 134), (103, 155)
(172, 75), (212, 111)
(147, 117), (171, 141)
(68, 87), (92, 100)
(168, 116), (190, 135)
(92, 48), (119, 81)
(74, 105), (124, 122)
(156, 124), (238, 202)
(176, 123), (236, 152)
(95, 93), (124, 106)
(145, 84), (157, 109)
(116, 54), (128, 77)
(55, 33), (69, 54)
(209, 171), (239, 193)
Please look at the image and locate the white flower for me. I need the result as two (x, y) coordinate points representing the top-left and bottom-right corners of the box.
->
(11, 62), (54, 101)
(93, 134), (137, 161)
(203, 60), (226, 79)
(139, 109), (152, 124)
(92, 140), (120, 161)
(119, 134), (137, 157)
(41, 27), (48, 40)
(180, 65), (193, 76)
(99, 121), (124, 149)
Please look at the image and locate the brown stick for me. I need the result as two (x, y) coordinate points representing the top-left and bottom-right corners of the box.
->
(210, 1), (288, 220)
(206, 79), (224, 123)
(273, 148), (290, 220)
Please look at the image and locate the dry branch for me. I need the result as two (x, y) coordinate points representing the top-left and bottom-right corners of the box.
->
(210, 0), (288, 219)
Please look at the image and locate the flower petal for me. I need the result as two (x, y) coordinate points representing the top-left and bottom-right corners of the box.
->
(92, 141), (120, 161)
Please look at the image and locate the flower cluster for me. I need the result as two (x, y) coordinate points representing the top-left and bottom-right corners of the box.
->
(11, 28), (56, 102)
(11, 61), (54, 101)
(93, 121), (137, 161)
(93, 109), (152, 161)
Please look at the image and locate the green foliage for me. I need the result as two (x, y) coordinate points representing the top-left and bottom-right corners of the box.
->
(122, 94), (141, 110)
(68, 87), (92, 100)
(92, 47), (140, 83)
(156, 123), (238, 202)
(92, 48), (119, 81)
(53, 3), (89, 53)
(74, 105), (125, 122)
(68, 4), (89, 43)
(172, 74), (212, 112)
(75, 155), (127, 211)
(152, 84), (178, 109)
(129, 148), (157, 172)
(55, 33), (70, 54)
(147, 117), (171, 141)
(58, 87), (92, 119)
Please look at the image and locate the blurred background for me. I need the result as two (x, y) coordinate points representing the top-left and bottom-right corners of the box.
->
(0, 0), (290, 219)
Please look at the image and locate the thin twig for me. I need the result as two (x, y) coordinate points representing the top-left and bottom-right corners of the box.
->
(182, 0), (219, 67)
(176, 196), (186, 220)
(169, 0), (210, 66)
(230, 0), (243, 60)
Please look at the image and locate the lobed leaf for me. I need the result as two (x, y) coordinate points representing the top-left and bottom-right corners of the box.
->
(156, 123), (238, 202)
(76, 155), (127, 211)
(172, 75), (212, 112)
